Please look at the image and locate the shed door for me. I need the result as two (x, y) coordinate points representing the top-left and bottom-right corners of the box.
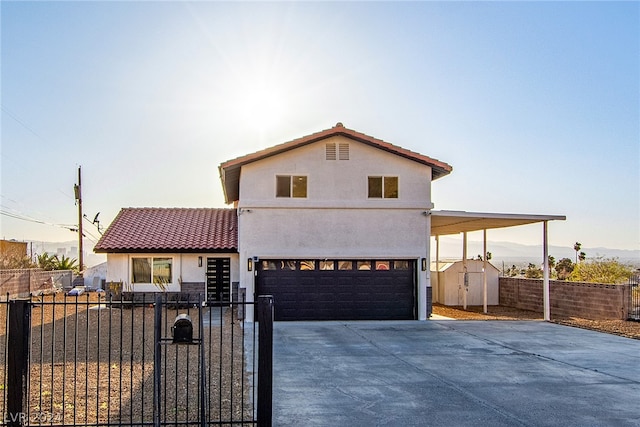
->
(256, 259), (416, 321)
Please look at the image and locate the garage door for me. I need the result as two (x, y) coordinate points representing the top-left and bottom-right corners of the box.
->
(256, 259), (416, 321)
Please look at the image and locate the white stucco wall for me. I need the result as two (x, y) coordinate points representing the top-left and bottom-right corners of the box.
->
(105, 253), (239, 294)
(236, 136), (434, 320)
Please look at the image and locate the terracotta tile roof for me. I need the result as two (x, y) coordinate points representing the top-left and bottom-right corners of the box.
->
(94, 208), (237, 253)
(218, 122), (453, 203)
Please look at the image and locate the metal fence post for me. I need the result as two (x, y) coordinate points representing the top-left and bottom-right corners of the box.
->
(257, 295), (273, 427)
(153, 295), (162, 427)
(7, 299), (31, 426)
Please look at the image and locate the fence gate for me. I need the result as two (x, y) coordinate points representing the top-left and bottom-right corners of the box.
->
(0, 293), (273, 427)
(630, 274), (640, 321)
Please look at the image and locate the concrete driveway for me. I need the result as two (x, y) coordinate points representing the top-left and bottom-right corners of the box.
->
(272, 320), (640, 426)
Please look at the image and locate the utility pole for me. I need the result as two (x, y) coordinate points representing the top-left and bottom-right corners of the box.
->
(74, 166), (84, 274)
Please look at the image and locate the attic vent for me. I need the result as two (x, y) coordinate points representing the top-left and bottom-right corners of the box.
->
(326, 143), (337, 160)
(338, 143), (349, 160)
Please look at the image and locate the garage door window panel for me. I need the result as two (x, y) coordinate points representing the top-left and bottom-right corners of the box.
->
(320, 260), (335, 270)
(338, 261), (353, 270)
(357, 261), (371, 270)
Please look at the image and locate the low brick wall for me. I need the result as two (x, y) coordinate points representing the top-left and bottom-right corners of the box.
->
(0, 268), (73, 298)
(500, 277), (629, 320)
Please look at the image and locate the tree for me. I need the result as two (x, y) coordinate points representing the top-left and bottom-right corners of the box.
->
(507, 265), (519, 277)
(486, 252), (492, 261)
(525, 263), (543, 279)
(574, 242), (582, 264)
(578, 251), (586, 262)
(555, 257), (574, 280)
(569, 257), (633, 284)
(37, 252), (57, 270)
(54, 254), (79, 273)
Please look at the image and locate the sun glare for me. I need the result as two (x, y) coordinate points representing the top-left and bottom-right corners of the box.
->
(227, 74), (289, 135)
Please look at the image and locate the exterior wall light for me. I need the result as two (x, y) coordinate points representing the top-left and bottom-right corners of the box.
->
(198, 256), (203, 267)
(248, 258), (253, 271)
(421, 258), (427, 271)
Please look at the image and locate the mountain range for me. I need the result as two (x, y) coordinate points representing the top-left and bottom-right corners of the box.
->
(15, 238), (640, 269)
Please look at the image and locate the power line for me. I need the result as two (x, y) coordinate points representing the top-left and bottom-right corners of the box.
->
(0, 209), (77, 232)
(1, 104), (44, 140)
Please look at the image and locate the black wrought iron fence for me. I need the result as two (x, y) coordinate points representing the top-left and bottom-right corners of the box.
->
(1, 292), (273, 427)
(630, 273), (640, 321)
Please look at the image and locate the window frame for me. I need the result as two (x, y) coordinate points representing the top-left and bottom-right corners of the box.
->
(367, 176), (399, 199)
(131, 256), (173, 285)
(276, 174), (308, 198)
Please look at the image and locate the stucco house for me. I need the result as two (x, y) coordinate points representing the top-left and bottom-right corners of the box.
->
(96, 123), (564, 321)
(96, 123), (452, 320)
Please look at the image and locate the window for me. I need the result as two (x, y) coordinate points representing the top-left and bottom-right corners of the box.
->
(261, 260), (277, 271)
(281, 260), (296, 270)
(276, 175), (307, 198)
(393, 260), (410, 270)
(357, 261), (371, 270)
(300, 260), (316, 271)
(320, 260), (334, 270)
(132, 257), (172, 284)
(338, 261), (353, 270)
(368, 176), (398, 198)
(375, 261), (390, 270)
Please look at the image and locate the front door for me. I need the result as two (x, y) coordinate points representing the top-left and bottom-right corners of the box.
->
(206, 257), (231, 302)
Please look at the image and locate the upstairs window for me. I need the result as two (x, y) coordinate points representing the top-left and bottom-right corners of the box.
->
(368, 176), (398, 198)
(276, 175), (307, 198)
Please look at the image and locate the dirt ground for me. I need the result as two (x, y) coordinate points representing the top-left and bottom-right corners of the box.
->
(0, 293), (254, 425)
(432, 303), (640, 340)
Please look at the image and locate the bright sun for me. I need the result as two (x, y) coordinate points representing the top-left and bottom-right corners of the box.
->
(228, 74), (289, 134)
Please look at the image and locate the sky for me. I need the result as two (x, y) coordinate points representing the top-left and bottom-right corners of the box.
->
(1, 1), (638, 254)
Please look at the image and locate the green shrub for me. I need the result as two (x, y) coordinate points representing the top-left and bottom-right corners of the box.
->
(568, 257), (634, 284)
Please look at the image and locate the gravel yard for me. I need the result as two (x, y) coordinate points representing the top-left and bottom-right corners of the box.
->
(1, 293), (255, 425)
(432, 303), (640, 340)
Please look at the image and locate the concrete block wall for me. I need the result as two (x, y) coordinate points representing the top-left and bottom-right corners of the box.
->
(499, 277), (629, 320)
(0, 269), (72, 298)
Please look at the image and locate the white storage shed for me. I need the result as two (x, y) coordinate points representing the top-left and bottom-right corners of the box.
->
(431, 260), (500, 307)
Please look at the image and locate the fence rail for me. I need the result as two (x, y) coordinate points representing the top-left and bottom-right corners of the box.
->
(0, 292), (273, 427)
(630, 274), (640, 321)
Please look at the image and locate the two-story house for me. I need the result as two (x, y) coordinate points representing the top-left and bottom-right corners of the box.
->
(95, 123), (453, 321)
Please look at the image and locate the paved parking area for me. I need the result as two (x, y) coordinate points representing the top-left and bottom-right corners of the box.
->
(272, 320), (640, 426)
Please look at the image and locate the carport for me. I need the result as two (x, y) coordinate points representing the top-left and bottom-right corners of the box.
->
(430, 210), (566, 320)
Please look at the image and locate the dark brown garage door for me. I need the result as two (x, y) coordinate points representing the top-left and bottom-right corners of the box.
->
(256, 259), (416, 321)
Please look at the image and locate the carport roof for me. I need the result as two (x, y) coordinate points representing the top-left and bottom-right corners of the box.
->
(431, 210), (566, 236)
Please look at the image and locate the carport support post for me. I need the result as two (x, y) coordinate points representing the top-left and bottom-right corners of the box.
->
(543, 221), (550, 321)
(257, 295), (274, 427)
(462, 232), (468, 310)
(483, 229), (488, 314)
